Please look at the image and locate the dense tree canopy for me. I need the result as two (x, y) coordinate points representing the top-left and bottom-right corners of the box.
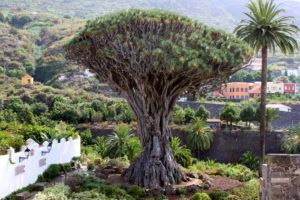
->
(65, 9), (252, 189)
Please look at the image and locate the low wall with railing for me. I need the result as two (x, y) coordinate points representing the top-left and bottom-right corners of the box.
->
(0, 137), (81, 199)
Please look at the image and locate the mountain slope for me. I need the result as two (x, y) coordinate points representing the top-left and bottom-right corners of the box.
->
(1, 0), (300, 32)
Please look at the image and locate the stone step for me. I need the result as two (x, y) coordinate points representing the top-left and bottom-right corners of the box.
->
(33, 182), (47, 191)
(15, 192), (31, 200)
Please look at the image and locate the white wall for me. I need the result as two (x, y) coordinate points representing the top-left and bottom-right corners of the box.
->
(0, 137), (80, 199)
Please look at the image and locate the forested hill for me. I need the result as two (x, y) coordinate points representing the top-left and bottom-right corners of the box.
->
(1, 0), (300, 32)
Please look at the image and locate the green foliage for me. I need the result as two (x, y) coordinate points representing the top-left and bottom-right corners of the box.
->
(281, 125), (300, 153)
(209, 190), (229, 200)
(235, 0), (299, 54)
(31, 102), (49, 116)
(127, 185), (146, 199)
(93, 136), (109, 158)
(189, 160), (256, 182)
(80, 129), (93, 146)
(170, 137), (192, 167)
(0, 131), (23, 154)
(231, 179), (259, 200)
(239, 105), (255, 127)
(125, 136), (142, 162)
(225, 195), (240, 200)
(229, 69), (261, 82)
(184, 107), (196, 124)
(195, 105), (210, 121)
(220, 104), (240, 127)
(71, 189), (111, 200)
(191, 192), (211, 200)
(255, 107), (279, 131)
(187, 119), (213, 151)
(172, 105), (185, 124)
(32, 184), (70, 200)
(239, 151), (259, 171)
(37, 164), (62, 182)
(9, 14), (32, 28)
(108, 123), (133, 158)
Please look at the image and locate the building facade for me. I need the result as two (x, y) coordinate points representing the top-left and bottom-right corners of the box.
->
(284, 83), (296, 94)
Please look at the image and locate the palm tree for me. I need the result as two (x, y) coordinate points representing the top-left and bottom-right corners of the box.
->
(235, 0), (299, 175)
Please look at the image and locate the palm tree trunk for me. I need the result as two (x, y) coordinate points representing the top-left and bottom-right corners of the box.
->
(259, 46), (268, 176)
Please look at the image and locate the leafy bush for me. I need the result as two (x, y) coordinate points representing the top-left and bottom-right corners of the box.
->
(80, 129), (93, 146)
(195, 105), (210, 120)
(239, 151), (259, 171)
(281, 125), (300, 153)
(32, 184), (70, 200)
(0, 131), (23, 154)
(37, 164), (62, 182)
(188, 160), (256, 182)
(31, 102), (49, 116)
(184, 107), (196, 123)
(170, 137), (192, 167)
(209, 190), (229, 200)
(231, 179), (259, 200)
(108, 123), (133, 158)
(172, 105), (185, 124)
(187, 119), (213, 151)
(93, 136), (109, 157)
(126, 137), (142, 162)
(191, 192), (211, 200)
(127, 185), (146, 199)
(71, 189), (111, 200)
(225, 195), (241, 200)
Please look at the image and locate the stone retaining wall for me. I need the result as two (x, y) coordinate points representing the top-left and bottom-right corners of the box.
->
(261, 154), (300, 200)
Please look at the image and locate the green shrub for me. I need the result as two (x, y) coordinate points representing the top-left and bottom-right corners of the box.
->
(126, 137), (142, 162)
(175, 188), (187, 195)
(170, 137), (192, 167)
(231, 179), (259, 200)
(37, 164), (62, 182)
(195, 105), (210, 120)
(71, 189), (110, 200)
(32, 184), (69, 200)
(0, 131), (24, 154)
(281, 125), (300, 153)
(209, 190), (229, 200)
(106, 157), (130, 169)
(188, 160), (256, 182)
(225, 195), (241, 200)
(191, 192), (211, 200)
(187, 119), (213, 151)
(80, 129), (93, 146)
(93, 136), (109, 157)
(239, 151), (259, 171)
(184, 107), (196, 123)
(127, 185), (146, 199)
(31, 102), (49, 116)
(172, 105), (185, 124)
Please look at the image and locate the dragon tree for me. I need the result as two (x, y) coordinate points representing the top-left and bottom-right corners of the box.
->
(65, 9), (252, 189)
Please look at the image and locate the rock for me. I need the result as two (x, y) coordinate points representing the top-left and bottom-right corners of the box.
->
(15, 192), (31, 200)
(33, 182), (47, 191)
(186, 184), (200, 193)
(95, 171), (108, 179)
(186, 173), (199, 179)
(65, 173), (84, 190)
(164, 185), (175, 195)
(202, 183), (211, 190)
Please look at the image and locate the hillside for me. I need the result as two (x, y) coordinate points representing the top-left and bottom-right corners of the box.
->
(1, 0), (300, 31)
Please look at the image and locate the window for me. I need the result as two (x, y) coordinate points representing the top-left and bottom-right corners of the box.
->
(236, 88), (239, 92)
(241, 88), (244, 92)
(245, 88), (248, 92)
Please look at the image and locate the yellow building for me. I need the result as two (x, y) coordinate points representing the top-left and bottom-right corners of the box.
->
(21, 75), (34, 85)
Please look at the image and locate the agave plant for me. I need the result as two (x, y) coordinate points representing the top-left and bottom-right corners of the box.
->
(187, 118), (213, 151)
(282, 125), (300, 154)
(170, 137), (192, 167)
(108, 123), (133, 158)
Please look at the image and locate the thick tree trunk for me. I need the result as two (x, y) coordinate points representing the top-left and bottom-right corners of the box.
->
(259, 46), (268, 176)
(123, 95), (186, 189)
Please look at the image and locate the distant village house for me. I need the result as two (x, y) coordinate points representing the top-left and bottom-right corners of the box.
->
(21, 75), (34, 85)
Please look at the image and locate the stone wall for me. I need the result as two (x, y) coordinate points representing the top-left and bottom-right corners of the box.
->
(86, 127), (285, 163)
(261, 154), (300, 200)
